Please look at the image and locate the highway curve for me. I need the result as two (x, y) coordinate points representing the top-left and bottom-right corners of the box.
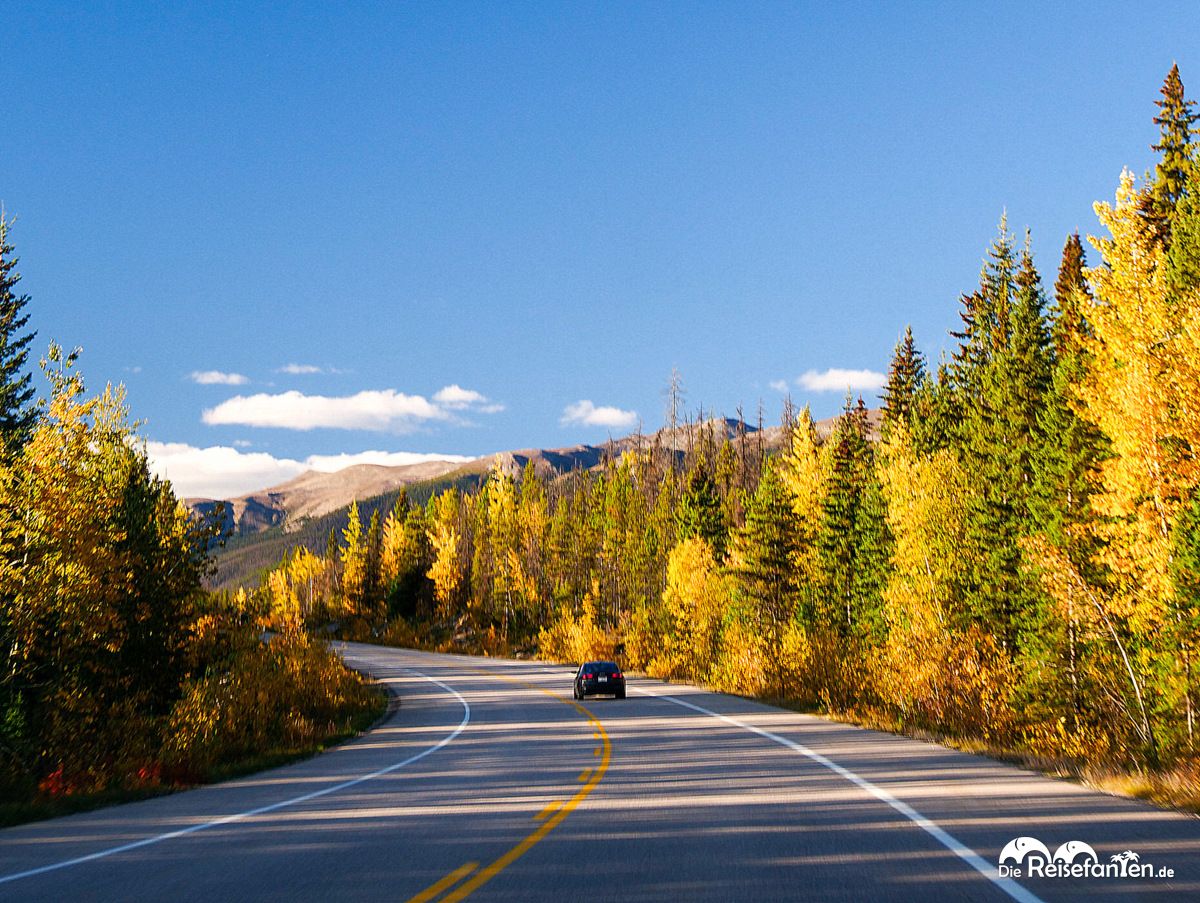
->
(1, 643), (1198, 902)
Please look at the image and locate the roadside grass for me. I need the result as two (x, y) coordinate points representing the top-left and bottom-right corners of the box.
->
(1080, 763), (1200, 814)
(767, 700), (1200, 818)
(0, 678), (388, 830)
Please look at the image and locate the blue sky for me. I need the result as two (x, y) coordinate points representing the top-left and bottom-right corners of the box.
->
(3, 2), (1197, 497)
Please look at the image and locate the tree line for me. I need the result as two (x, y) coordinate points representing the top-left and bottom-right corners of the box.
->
(260, 66), (1200, 771)
(0, 219), (379, 812)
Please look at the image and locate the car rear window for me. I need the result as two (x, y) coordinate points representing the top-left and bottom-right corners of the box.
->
(596, 662), (619, 674)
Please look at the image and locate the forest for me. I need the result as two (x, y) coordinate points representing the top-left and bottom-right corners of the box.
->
(255, 66), (1200, 789)
(0, 228), (383, 818)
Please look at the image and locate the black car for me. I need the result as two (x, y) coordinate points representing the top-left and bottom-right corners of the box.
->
(573, 660), (626, 699)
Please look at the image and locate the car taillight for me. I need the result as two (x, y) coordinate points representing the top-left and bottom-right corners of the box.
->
(612, 672), (622, 679)
(582, 673), (593, 679)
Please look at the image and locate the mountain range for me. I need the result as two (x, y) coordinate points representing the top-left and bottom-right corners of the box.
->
(196, 410), (879, 590)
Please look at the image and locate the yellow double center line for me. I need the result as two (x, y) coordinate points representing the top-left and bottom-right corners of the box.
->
(406, 676), (612, 903)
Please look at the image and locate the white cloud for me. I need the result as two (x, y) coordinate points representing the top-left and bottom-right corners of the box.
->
(796, 368), (886, 393)
(433, 384), (504, 412)
(146, 441), (307, 498)
(202, 384), (502, 433)
(191, 370), (250, 386)
(769, 379), (790, 393)
(278, 363), (324, 375)
(560, 400), (638, 430)
(203, 389), (449, 432)
(146, 442), (473, 499)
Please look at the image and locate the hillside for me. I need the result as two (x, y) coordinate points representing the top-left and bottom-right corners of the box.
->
(205, 411), (875, 591)
(188, 458), (466, 536)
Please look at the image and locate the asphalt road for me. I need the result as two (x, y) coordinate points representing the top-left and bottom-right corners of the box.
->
(1, 643), (1198, 902)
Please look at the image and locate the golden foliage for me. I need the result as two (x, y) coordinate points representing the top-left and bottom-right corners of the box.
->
(709, 614), (768, 697)
(427, 491), (465, 619)
(650, 537), (727, 680)
(876, 625), (1016, 741)
(1085, 170), (1200, 627)
(776, 405), (827, 586)
(164, 632), (377, 774)
(535, 594), (615, 663)
(877, 428), (969, 633)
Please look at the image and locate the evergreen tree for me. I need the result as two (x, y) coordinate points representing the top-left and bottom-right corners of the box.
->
(1170, 490), (1200, 751)
(1009, 238), (1054, 443)
(364, 508), (383, 621)
(881, 325), (927, 435)
(1051, 232), (1092, 360)
(818, 397), (890, 639)
(677, 466), (728, 560)
(1033, 232), (1103, 558)
(0, 216), (37, 455)
(1166, 160), (1200, 297)
(1145, 63), (1198, 241)
(731, 463), (802, 655)
(949, 216), (1018, 401)
(950, 223), (1054, 650)
(908, 360), (957, 455)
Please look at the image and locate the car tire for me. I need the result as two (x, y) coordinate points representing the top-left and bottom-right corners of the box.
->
(616, 688), (625, 700)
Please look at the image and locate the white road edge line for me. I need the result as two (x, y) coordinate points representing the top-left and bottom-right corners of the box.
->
(632, 686), (1045, 903)
(0, 667), (470, 887)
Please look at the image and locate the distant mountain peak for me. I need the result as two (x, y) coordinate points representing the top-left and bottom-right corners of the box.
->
(191, 409), (879, 538)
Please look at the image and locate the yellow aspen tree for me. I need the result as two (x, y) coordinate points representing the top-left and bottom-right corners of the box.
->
(517, 462), (549, 622)
(379, 507), (407, 590)
(485, 469), (520, 638)
(339, 500), (367, 619)
(1085, 170), (1200, 627)
(776, 405), (827, 596)
(264, 544), (330, 630)
(874, 426), (1013, 735)
(427, 490), (465, 620)
(876, 427), (969, 634)
(659, 537), (727, 681)
(1077, 169), (1200, 757)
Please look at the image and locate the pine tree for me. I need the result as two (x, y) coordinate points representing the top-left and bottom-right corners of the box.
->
(1009, 237), (1054, 445)
(814, 397), (892, 640)
(1145, 64), (1198, 241)
(677, 466), (728, 560)
(1033, 232), (1103, 558)
(731, 463), (802, 657)
(1166, 160), (1200, 297)
(0, 216), (37, 455)
(908, 361), (957, 455)
(949, 216), (1018, 400)
(949, 223), (1053, 651)
(1170, 490), (1200, 751)
(881, 325), (927, 435)
(776, 404), (826, 609)
(427, 490), (465, 620)
(363, 508), (383, 622)
(1051, 232), (1092, 360)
